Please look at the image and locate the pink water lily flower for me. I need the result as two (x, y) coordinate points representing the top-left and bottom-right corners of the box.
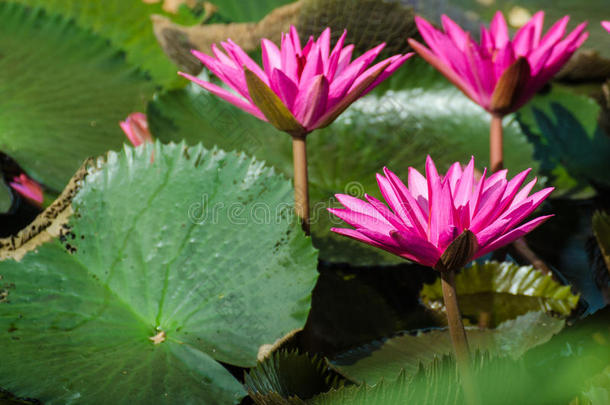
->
(603, 21), (610, 34)
(120, 112), (153, 147)
(9, 174), (43, 205)
(179, 26), (413, 135)
(408, 12), (588, 116)
(329, 156), (553, 269)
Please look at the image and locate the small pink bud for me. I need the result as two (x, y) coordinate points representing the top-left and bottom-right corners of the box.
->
(9, 174), (43, 206)
(120, 113), (153, 147)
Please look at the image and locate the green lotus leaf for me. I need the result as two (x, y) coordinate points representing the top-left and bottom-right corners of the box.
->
(0, 142), (318, 404)
(0, 2), (155, 192)
(245, 350), (345, 405)
(578, 367), (610, 405)
(312, 353), (529, 405)
(523, 306), (610, 404)
(517, 87), (610, 196)
(420, 261), (580, 327)
(315, 309), (610, 405)
(4, 0), (182, 86)
(0, 387), (40, 405)
(330, 311), (564, 384)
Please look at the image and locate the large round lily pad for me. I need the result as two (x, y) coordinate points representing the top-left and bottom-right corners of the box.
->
(4, 0), (181, 86)
(0, 142), (318, 404)
(0, 2), (155, 192)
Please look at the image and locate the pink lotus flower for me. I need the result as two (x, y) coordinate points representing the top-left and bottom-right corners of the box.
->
(9, 174), (43, 205)
(408, 12), (588, 116)
(179, 26), (413, 135)
(603, 21), (610, 34)
(120, 112), (153, 147)
(329, 156), (553, 270)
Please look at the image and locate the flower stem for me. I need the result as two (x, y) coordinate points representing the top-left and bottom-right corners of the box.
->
(292, 135), (310, 235)
(511, 237), (552, 275)
(441, 270), (469, 365)
(490, 115), (503, 172)
(490, 115), (553, 277)
(441, 269), (478, 405)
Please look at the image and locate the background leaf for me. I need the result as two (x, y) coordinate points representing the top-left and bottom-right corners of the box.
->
(420, 261), (580, 326)
(525, 199), (607, 315)
(245, 350), (345, 405)
(2, 0), (181, 86)
(330, 311), (564, 384)
(312, 353), (530, 405)
(0, 2), (155, 192)
(0, 142), (318, 404)
(517, 87), (610, 196)
(522, 306), (610, 404)
(316, 306), (610, 405)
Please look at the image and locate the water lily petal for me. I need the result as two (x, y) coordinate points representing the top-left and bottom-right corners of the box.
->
(178, 72), (265, 120)
(474, 215), (553, 258)
(262, 38), (282, 76)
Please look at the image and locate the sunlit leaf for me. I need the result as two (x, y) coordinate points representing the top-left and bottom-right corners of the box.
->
(420, 261), (580, 326)
(330, 311), (563, 384)
(0, 142), (318, 404)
